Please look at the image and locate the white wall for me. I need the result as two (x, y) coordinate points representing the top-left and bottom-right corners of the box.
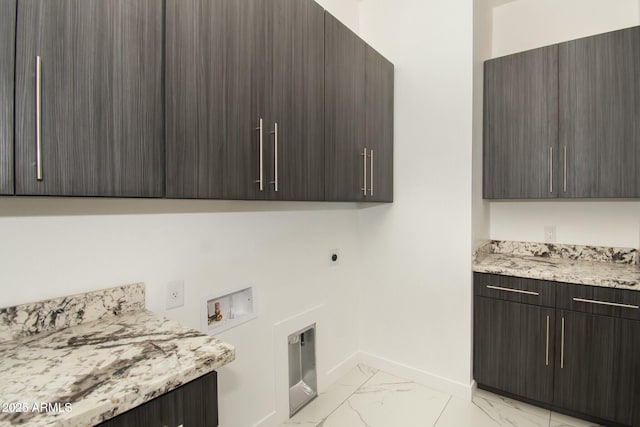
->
(491, 201), (640, 248)
(489, 0), (640, 249)
(492, 0), (640, 57)
(357, 0), (475, 395)
(0, 198), (362, 426)
(315, 0), (359, 33)
(473, 1), (493, 249)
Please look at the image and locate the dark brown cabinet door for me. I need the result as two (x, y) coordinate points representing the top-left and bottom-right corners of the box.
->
(267, 0), (325, 201)
(483, 46), (559, 199)
(97, 371), (218, 426)
(15, 0), (164, 197)
(553, 311), (640, 426)
(324, 13), (366, 201)
(559, 26), (640, 198)
(165, 0), (265, 200)
(166, 0), (324, 201)
(0, 0), (15, 195)
(365, 45), (394, 202)
(474, 296), (555, 405)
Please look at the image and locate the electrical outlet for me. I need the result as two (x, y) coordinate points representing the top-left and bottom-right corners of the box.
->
(166, 280), (184, 310)
(329, 249), (340, 266)
(544, 226), (557, 243)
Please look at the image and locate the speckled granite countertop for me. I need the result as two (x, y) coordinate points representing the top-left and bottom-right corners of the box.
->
(0, 284), (235, 427)
(473, 240), (640, 291)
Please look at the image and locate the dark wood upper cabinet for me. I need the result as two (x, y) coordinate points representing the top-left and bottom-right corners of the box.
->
(166, 0), (326, 201)
(165, 0), (264, 200)
(267, 0), (325, 201)
(559, 26), (640, 198)
(15, 0), (164, 197)
(485, 25), (640, 200)
(483, 45), (559, 199)
(324, 13), (366, 201)
(324, 14), (394, 203)
(365, 45), (394, 202)
(0, 0), (16, 195)
(8, 0), (392, 201)
(554, 311), (639, 426)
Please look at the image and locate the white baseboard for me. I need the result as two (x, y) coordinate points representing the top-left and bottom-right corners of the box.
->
(322, 351), (361, 392)
(359, 351), (475, 400)
(251, 410), (277, 427)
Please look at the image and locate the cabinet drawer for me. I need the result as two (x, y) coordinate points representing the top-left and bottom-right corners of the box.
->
(474, 273), (555, 307)
(557, 283), (640, 321)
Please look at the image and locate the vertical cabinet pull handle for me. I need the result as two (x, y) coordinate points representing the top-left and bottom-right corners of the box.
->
(255, 118), (264, 191)
(270, 122), (278, 192)
(545, 315), (550, 366)
(549, 146), (553, 193)
(563, 145), (567, 193)
(36, 56), (43, 181)
(560, 317), (565, 369)
(360, 148), (367, 196)
(368, 149), (374, 196)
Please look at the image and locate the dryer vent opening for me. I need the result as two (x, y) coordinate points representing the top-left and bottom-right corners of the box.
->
(288, 324), (317, 417)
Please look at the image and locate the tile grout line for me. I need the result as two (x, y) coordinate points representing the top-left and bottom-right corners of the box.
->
(432, 395), (453, 427)
(471, 399), (502, 425)
(312, 368), (379, 427)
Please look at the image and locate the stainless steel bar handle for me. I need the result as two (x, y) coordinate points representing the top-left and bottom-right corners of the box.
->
(563, 145), (567, 193)
(270, 122), (278, 192)
(549, 146), (553, 193)
(360, 148), (367, 196)
(368, 149), (374, 196)
(485, 285), (540, 296)
(255, 118), (264, 191)
(545, 315), (550, 366)
(36, 56), (43, 181)
(572, 297), (639, 309)
(560, 317), (565, 369)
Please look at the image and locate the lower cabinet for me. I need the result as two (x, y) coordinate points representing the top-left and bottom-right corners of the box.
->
(554, 311), (639, 426)
(474, 273), (640, 427)
(474, 297), (555, 405)
(97, 371), (218, 427)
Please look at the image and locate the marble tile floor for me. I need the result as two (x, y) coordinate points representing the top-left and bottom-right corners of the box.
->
(280, 364), (603, 427)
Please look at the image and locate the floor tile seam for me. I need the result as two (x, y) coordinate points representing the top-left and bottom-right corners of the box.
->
(471, 399), (502, 425)
(346, 398), (370, 427)
(314, 370), (378, 427)
(474, 395), (558, 426)
(432, 394), (453, 427)
(475, 391), (554, 421)
(353, 370), (379, 392)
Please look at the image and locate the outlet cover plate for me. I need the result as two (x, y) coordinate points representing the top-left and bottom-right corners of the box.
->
(166, 280), (184, 310)
(544, 226), (557, 243)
